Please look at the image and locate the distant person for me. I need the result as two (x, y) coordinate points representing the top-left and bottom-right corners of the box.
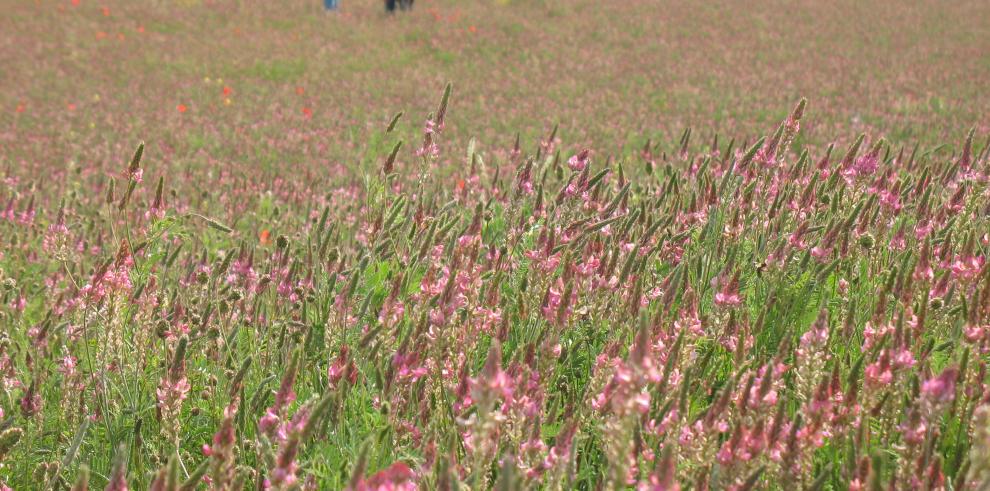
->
(324, 0), (338, 10)
(385, 0), (396, 12)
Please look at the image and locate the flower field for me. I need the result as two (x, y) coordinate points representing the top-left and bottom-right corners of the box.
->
(1, 0), (990, 489)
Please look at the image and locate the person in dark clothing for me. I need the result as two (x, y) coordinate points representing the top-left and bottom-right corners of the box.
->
(385, 0), (396, 12)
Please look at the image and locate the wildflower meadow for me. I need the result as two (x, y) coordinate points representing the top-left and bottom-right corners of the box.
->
(2, 0), (990, 489)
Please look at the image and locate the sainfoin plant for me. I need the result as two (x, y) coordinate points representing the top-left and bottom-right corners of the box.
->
(1, 82), (990, 490)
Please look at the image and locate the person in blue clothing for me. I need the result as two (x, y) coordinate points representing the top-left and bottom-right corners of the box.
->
(385, 0), (396, 12)
(324, 0), (338, 10)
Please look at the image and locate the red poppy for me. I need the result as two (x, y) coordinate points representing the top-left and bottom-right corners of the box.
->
(177, 104), (188, 113)
(302, 107), (313, 118)
(259, 229), (271, 246)
(101, 6), (109, 16)
(223, 86), (233, 97)
(295, 86), (305, 96)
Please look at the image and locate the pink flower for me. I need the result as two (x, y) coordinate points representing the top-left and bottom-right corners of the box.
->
(259, 409), (281, 436)
(838, 278), (850, 295)
(892, 348), (916, 369)
(921, 367), (958, 407)
(864, 361), (892, 387)
(567, 149), (591, 171)
(713, 272), (742, 308)
(328, 346), (356, 388)
(852, 151), (879, 176)
(950, 255), (985, 281)
(899, 414), (927, 445)
(348, 462), (417, 491)
(156, 376), (191, 407)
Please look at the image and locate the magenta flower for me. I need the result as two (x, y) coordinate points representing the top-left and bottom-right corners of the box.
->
(567, 149), (591, 171)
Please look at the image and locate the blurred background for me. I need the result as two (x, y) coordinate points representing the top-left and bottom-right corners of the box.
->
(3, 0), (989, 175)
